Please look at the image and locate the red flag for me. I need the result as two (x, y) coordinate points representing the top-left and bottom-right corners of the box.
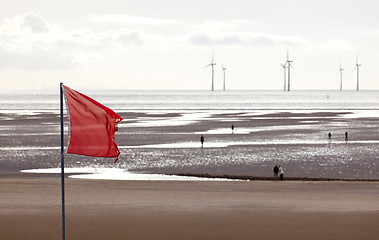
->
(62, 85), (123, 162)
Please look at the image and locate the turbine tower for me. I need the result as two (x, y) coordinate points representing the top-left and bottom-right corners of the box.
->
(280, 62), (287, 91)
(339, 62), (344, 91)
(222, 64), (227, 91)
(205, 51), (216, 91)
(286, 48), (293, 91)
(355, 56), (361, 91)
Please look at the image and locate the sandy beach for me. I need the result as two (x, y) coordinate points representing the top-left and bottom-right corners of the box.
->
(1, 174), (378, 240)
(1, 94), (379, 239)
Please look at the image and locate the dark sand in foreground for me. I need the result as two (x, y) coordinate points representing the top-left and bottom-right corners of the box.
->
(1, 174), (378, 240)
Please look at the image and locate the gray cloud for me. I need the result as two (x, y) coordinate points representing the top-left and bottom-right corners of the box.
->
(188, 32), (275, 46)
(114, 29), (145, 46)
(21, 13), (49, 33)
(189, 32), (213, 45)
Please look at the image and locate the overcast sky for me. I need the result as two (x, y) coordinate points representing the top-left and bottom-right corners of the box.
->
(1, 0), (379, 91)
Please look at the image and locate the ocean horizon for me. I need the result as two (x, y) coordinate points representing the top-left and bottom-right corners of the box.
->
(1, 89), (379, 111)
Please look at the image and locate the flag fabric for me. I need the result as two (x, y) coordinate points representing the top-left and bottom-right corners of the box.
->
(62, 85), (123, 161)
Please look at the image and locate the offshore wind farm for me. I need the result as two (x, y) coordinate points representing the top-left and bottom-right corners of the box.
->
(205, 48), (364, 92)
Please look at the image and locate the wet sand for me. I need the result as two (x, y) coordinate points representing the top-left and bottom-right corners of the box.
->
(1, 110), (379, 179)
(1, 174), (378, 240)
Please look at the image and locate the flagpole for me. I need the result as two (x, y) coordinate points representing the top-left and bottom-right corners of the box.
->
(60, 83), (66, 240)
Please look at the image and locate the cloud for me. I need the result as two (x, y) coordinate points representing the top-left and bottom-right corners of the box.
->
(0, 13), (149, 70)
(189, 32), (253, 45)
(112, 29), (145, 46)
(189, 32), (213, 45)
(187, 19), (313, 48)
(187, 31), (310, 46)
(88, 14), (180, 25)
(0, 13), (314, 72)
(21, 13), (49, 33)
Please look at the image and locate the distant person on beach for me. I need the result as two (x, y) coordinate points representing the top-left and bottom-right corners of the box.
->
(345, 132), (348, 141)
(279, 165), (284, 180)
(200, 135), (204, 147)
(328, 132), (331, 139)
(231, 124), (235, 134)
(273, 165), (279, 180)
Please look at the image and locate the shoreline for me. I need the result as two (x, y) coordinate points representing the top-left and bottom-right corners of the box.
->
(173, 173), (379, 182)
(4, 171), (379, 182)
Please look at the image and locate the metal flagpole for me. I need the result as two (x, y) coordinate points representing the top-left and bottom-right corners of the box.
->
(60, 83), (66, 240)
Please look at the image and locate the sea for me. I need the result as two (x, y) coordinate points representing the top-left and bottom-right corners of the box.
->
(1, 90), (378, 180)
(1, 90), (379, 111)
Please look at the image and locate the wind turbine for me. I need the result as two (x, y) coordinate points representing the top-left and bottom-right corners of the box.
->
(354, 56), (361, 91)
(205, 51), (216, 91)
(339, 62), (344, 91)
(286, 48), (293, 91)
(280, 62), (287, 91)
(222, 64), (227, 91)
